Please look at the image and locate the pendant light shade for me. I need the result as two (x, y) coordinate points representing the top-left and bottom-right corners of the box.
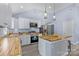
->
(44, 7), (47, 19)
(53, 3), (56, 21)
(53, 15), (56, 19)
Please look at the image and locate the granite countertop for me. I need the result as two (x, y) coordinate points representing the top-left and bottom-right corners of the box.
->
(0, 34), (22, 56)
(40, 34), (72, 42)
(8, 32), (40, 36)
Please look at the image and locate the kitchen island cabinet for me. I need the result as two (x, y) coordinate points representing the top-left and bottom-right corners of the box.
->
(38, 34), (72, 56)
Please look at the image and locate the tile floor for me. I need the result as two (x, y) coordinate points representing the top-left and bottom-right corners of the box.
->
(22, 43), (79, 56)
(22, 43), (40, 56)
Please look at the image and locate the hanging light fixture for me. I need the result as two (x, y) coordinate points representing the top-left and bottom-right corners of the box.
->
(49, 5), (52, 9)
(53, 3), (56, 21)
(44, 6), (47, 19)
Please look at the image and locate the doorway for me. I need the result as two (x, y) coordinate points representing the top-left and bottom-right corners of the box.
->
(63, 20), (74, 36)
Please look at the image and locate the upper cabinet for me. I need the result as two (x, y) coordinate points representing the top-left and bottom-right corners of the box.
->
(18, 17), (30, 29)
(18, 17), (42, 29)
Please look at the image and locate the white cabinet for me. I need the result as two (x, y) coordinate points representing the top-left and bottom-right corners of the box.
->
(20, 35), (30, 46)
(18, 18), (30, 29)
(38, 38), (46, 56)
(52, 40), (68, 56)
(38, 38), (68, 56)
(39, 38), (54, 56)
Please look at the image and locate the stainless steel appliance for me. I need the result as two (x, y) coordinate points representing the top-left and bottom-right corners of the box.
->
(30, 22), (38, 28)
(29, 26), (39, 43)
(47, 24), (54, 35)
(39, 24), (54, 35)
(30, 32), (39, 43)
(30, 34), (38, 43)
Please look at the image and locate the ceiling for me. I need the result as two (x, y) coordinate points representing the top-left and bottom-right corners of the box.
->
(8, 3), (74, 20)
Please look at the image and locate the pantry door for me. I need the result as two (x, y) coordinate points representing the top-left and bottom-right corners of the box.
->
(63, 20), (74, 36)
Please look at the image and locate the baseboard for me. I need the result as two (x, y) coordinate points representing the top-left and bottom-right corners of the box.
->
(71, 42), (79, 45)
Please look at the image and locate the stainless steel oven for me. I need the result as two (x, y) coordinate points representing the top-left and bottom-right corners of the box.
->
(30, 35), (38, 43)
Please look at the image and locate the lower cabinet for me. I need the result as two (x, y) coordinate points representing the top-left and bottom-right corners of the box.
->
(38, 38), (68, 56)
(38, 38), (46, 56)
(20, 35), (30, 46)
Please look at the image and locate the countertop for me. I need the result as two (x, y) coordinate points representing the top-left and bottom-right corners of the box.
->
(8, 32), (40, 36)
(0, 34), (22, 56)
(8, 32), (72, 42)
(40, 34), (72, 42)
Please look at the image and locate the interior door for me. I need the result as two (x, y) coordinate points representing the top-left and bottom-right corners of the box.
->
(63, 20), (74, 36)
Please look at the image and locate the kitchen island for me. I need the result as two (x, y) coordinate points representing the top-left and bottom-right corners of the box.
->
(38, 34), (72, 56)
(0, 34), (22, 56)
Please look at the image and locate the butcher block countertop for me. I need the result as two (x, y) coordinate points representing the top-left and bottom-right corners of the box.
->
(40, 34), (72, 42)
(0, 34), (22, 56)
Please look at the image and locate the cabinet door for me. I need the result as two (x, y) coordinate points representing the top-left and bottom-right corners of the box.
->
(25, 19), (30, 29)
(21, 37), (26, 46)
(19, 18), (25, 29)
(39, 38), (47, 56)
(54, 40), (68, 56)
(18, 18), (29, 29)
(45, 42), (55, 56)
(20, 35), (30, 46)
(25, 35), (30, 45)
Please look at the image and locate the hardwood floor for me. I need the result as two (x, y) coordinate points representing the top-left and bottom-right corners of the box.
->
(22, 43), (79, 56)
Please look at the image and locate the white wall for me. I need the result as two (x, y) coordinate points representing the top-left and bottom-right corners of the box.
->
(54, 5), (75, 35)
(54, 4), (79, 44)
(0, 4), (12, 27)
(73, 5), (79, 44)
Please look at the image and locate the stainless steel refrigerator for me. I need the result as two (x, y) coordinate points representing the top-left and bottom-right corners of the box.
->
(47, 24), (54, 35)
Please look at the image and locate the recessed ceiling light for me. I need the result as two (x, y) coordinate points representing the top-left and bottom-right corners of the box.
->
(53, 15), (56, 19)
(20, 5), (23, 8)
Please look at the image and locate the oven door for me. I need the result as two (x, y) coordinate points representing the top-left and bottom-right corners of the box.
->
(31, 36), (38, 43)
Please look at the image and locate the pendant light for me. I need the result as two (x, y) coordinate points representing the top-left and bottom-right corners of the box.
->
(53, 3), (56, 21)
(44, 6), (47, 19)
